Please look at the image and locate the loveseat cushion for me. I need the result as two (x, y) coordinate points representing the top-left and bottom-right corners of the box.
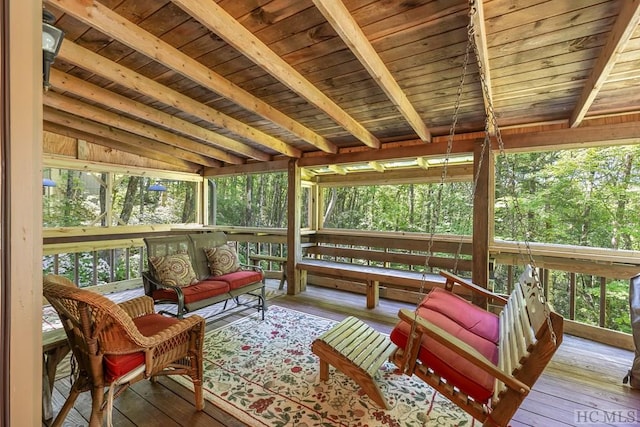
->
(148, 253), (197, 288)
(152, 279), (230, 304)
(389, 299), (499, 403)
(213, 270), (263, 290)
(420, 287), (500, 344)
(103, 314), (179, 383)
(204, 244), (241, 276)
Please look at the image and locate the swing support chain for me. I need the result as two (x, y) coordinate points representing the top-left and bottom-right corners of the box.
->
(407, 0), (558, 367)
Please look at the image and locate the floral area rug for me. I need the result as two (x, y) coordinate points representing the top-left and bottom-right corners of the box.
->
(173, 305), (476, 426)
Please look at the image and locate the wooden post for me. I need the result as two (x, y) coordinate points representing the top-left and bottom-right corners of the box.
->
(2, 0), (43, 423)
(287, 158), (305, 294)
(472, 139), (491, 308)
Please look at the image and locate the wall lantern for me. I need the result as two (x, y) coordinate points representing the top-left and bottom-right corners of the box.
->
(42, 178), (57, 187)
(42, 9), (65, 91)
(148, 181), (167, 192)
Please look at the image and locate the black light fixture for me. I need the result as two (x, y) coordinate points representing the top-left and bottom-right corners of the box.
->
(42, 9), (64, 91)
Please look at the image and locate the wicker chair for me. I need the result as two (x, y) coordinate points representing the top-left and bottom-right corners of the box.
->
(43, 274), (205, 427)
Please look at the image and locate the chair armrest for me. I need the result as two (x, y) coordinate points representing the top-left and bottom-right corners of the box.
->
(117, 313), (205, 352)
(439, 271), (508, 305)
(398, 308), (529, 395)
(240, 263), (264, 275)
(118, 296), (156, 318)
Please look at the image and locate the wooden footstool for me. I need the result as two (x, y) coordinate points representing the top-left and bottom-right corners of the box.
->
(311, 316), (397, 409)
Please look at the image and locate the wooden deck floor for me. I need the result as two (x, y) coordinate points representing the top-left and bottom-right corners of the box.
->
(46, 281), (640, 427)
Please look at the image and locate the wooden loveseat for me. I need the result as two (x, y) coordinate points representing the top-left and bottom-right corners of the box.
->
(142, 232), (265, 319)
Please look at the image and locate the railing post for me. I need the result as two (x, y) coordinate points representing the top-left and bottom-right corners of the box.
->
(600, 276), (607, 328)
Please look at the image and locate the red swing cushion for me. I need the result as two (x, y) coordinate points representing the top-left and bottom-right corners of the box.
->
(389, 288), (500, 403)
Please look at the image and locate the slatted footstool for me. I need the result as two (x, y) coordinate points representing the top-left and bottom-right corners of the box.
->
(311, 316), (397, 409)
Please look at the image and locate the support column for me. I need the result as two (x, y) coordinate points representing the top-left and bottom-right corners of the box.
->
(472, 139), (492, 308)
(2, 0), (43, 424)
(286, 158), (305, 294)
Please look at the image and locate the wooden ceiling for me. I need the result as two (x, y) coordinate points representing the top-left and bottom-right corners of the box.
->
(42, 0), (640, 174)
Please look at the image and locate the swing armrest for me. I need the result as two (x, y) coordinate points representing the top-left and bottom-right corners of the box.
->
(398, 308), (530, 396)
(440, 271), (508, 305)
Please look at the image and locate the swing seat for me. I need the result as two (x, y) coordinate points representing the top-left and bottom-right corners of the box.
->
(389, 266), (563, 427)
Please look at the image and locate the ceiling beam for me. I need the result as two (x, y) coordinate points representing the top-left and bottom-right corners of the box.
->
(47, 0), (336, 154)
(569, 0), (640, 127)
(43, 93), (240, 165)
(43, 121), (201, 172)
(171, 0), (380, 149)
(470, 0), (496, 135)
(44, 108), (221, 168)
(312, 0), (431, 143)
(49, 70), (270, 161)
(57, 40), (302, 159)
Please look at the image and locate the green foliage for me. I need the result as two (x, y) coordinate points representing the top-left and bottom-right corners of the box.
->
(214, 173), (288, 227)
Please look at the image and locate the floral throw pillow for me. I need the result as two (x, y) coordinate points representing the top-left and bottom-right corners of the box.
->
(149, 253), (197, 288)
(204, 244), (240, 276)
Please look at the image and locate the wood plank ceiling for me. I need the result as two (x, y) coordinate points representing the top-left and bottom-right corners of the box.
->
(42, 0), (640, 174)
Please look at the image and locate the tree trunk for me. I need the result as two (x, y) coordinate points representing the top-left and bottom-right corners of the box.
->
(120, 176), (141, 224)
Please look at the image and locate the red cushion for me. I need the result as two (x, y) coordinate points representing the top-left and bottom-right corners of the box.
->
(420, 288), (500, 344)
(103, 314), (179, 383)
(390, 305), (499, 403)
(213, 270), (263, 290)
(152, 280), (229, 304)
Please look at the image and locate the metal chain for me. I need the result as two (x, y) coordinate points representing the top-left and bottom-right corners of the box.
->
(418, 1), (474, 297)
(403, 1), (477, 376)
(467, 0), (557, 345)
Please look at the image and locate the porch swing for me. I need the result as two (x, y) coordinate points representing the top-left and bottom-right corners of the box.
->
(311, 2), (564, 426)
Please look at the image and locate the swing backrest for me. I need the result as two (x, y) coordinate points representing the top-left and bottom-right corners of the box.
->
(494, 265), (562, 403)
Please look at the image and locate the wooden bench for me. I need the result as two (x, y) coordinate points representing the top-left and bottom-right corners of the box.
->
(249, 254), (287, 290)
(297, 259), (449, 308)
(311, 316), (397, 409)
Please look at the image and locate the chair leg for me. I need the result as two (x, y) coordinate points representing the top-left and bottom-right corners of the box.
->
(50, 382), (82, 427)
(193, 378), (205, 411)
(88, 385), (105, 427)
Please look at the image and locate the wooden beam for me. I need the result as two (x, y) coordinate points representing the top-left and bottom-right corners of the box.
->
(44, 91), (242, 165)
(328, 165), (348, 175)
(501, 120), (640, 152)
(172, 0), (378, 149)
(47, 0), (334, 154)
(43, 107), (220, 168)
(300, 140), (476, 167)
(569, 0), (640, 127)
(287, 159), (305, 294)
(56, 41), (302, 159)
(49, 70), (270, 161)
(204, 159), (290, 178)
(312, 0), (430, 142)
(316, 164), (473, 187)
(471, 0), (496, 135)
(472, 140), (491, 308)
(368, 161), (385, 172)
(43, 121), (200, 173)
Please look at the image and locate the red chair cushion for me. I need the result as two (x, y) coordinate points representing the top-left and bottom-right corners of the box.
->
(103, 314), (179, 383)
(213, 270), (263, 290)
(152, 280), (229, 304)
(420, 288), (500, 344)
(390, 297), (499, 403)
